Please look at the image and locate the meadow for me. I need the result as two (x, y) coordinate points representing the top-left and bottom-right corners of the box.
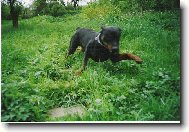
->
(1, 7), (180, 121)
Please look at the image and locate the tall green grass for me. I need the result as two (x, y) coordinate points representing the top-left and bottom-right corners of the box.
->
(1, 10), (180, 121)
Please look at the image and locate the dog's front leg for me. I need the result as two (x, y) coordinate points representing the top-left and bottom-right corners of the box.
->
(111, 53), (143, 64)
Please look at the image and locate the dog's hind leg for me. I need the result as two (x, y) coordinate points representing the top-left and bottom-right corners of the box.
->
(111, 53), (143, 64)
(67, 33), (80, 56)
(75, 47), (90, 76)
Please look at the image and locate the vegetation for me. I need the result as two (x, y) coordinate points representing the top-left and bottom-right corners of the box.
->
(1, 0), (180, 122)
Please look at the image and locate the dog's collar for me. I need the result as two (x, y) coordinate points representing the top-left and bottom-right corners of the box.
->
(95, 33), (104, 46)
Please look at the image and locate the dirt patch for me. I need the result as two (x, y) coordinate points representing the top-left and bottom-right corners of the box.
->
(48, 104), (86, 118)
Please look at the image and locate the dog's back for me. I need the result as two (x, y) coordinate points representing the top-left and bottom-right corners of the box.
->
(75, 28), (98, 47)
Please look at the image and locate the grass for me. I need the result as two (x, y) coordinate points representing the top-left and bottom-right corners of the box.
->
(1, 10), (180, 121)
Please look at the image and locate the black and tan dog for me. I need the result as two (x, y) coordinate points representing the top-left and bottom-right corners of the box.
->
(67, 26), (142, 74)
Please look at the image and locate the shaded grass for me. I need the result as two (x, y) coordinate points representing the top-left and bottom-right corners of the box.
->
(1, 10), (180, 121)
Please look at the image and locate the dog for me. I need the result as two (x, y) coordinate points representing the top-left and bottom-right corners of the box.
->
(67, 26), (142, 74)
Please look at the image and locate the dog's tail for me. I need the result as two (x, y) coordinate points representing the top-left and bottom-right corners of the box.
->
(76, 27), (81, 30)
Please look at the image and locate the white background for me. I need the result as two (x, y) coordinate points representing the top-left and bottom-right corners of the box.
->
(1, 0), (189, 132)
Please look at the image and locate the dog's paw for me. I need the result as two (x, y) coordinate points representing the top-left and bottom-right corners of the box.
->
(133, 56), (143, 64)
(136, 59), (143, 64)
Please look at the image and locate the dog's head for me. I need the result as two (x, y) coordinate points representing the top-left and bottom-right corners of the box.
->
(100, 26), (121, 53)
